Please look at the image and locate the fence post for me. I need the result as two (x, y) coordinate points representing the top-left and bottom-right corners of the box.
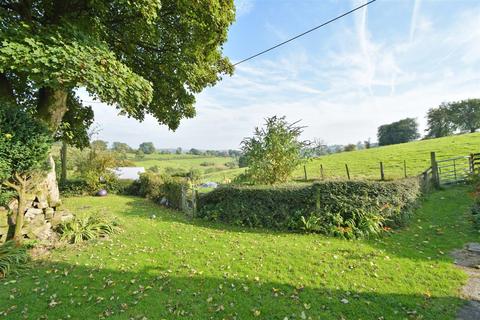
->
(430, 151), (440, 188)
(320, 164), (324, 180)
(345, 164), (350, 180)
(181, 185), (186, 212)
(191, 188), (198, 217)
(379, 162), (385, 181)
(403, 160), (407, 178)
(470, 153), (475, 173)
(453, 159), (457, 181)
(303, 165), (308, 181)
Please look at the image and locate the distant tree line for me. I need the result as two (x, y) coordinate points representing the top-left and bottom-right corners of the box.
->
(375, 98), (480, 147)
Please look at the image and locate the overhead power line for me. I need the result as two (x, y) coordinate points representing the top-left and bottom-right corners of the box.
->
(233, 0), (377, 66)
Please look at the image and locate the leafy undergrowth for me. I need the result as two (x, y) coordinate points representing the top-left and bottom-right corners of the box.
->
(0, 187), (478, 319)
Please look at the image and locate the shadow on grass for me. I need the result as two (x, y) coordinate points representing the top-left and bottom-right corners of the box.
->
(118, 186), (477, 262)
(0, 260), (466, 320)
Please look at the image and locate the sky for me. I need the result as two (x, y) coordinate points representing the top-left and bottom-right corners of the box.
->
(82, 0), (480, 150)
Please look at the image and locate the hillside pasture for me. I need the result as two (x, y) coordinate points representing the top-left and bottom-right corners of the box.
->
(295, 132), (480, 181)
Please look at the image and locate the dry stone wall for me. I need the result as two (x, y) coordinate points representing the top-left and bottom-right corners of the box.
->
(0, 186), (72, 243)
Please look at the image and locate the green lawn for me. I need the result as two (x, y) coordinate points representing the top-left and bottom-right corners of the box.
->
(295, 132), (480, 181)
(1, 187), (478, 319)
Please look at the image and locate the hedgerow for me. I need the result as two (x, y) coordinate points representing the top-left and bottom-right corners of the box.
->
(197, 179), (421, 238)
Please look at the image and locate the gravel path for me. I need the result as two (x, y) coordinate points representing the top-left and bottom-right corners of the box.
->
(452, 243), (480, 320)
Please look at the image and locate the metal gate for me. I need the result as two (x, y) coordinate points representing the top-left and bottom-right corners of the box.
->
(436, 155), (472, 185)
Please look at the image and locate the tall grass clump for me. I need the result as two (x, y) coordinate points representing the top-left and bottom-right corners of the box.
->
(0, 241), (29, 278)
(57, 211), (120, 244)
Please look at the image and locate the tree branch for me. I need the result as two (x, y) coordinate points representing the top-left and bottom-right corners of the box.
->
(2, 180), (20, 192)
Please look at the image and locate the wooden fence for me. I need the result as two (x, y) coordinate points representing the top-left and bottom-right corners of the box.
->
(299, 151), (478, 189)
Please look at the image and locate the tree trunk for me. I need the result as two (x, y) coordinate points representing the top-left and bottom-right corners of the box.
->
(37, 87), (69, 130)
(36, 87), (68, 209)
(13, 183), (26, 243)
(60, 141), (68, 184)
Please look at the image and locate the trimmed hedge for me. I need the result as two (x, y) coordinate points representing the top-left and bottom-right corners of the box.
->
(198, 179), (421, 237)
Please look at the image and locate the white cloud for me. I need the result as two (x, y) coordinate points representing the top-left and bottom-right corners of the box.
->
(85, 2), (480, 150)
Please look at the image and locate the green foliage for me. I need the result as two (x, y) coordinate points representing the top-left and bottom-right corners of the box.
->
(55, 94), (94, 148)
(0, 104), (52, 182)
(111, 142), (132, 154)
(90, 140), (108, 151)
(127, 172), (187, 210)
(449, 98), (480, 133)
(377, 118), (420, 146)
(76, 148), (119, 192)
(425, 103), (456, 138)
(139, 142), (155, 154)
(198, 179), (421, 238)
(188, 148), (203, 156)
(0, 188), (15, 207)
(59, 179), (91, 197)
(343, 144), (356, 152)
(0, 241), (29, 278)
(0, 0), (234, 131)
(57, 211), (120, 244)
(241, 116), (308, 184)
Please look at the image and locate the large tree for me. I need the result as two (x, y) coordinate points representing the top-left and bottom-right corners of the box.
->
(449, 99), (480, 133)
(377, 118), (420, 146)
(0, 1), (235, 130)
(425, 103), (456, 138)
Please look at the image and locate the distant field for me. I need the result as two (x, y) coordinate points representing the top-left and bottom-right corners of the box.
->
(294, 132), (480, 181)
(129, 153), (244, 182)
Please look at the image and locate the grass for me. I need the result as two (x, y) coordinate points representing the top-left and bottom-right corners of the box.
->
(0, 187), (478, 319)
(129, 153), (244, 183)
(295, 132), (480, 181)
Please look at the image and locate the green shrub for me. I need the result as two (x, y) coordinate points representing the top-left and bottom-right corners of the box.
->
(57, 211), (120, 244)
(200, 161), (215, 167)
(60, 179), (134, 196)
(59, 179), (91, 196)
(126, 172), (188, 209)
(198, 179), (421, 238)
(0, 241), (29, 278)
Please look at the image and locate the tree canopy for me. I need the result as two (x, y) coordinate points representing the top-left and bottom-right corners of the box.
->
(377, 118), (420, 146)
(449, 99), (480, 133)
(139, 142), (156, 155)
(0, 0), (235, 132)
(425, 99), (480, 138)
(425, 103), (455, 138)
